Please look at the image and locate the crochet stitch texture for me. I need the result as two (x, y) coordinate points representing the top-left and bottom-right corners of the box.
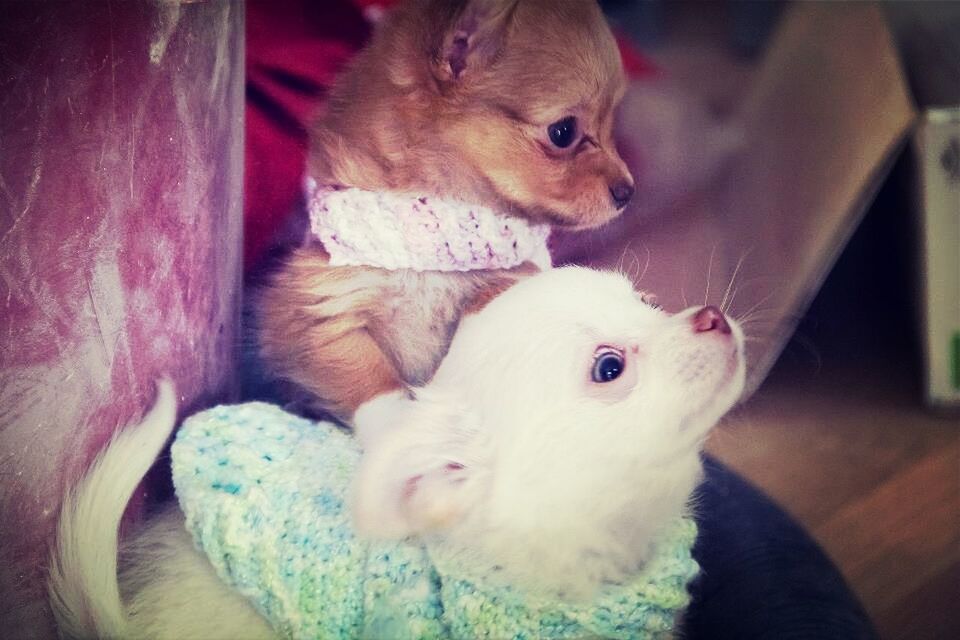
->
(172, 402), (699, 640)
(305, 178), (552, 272)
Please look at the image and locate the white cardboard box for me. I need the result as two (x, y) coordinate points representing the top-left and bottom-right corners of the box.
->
(915, 107), (960, 410)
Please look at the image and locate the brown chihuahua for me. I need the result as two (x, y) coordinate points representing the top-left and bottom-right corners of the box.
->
(256, 0), (634, 423)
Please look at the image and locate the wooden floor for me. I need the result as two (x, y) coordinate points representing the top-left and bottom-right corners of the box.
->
(620, 4), (960, 637)
(708, 353), (959, 640)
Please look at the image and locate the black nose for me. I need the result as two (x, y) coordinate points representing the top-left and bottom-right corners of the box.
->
(610, 181), (634, 209)
(693, 306), (731, 335)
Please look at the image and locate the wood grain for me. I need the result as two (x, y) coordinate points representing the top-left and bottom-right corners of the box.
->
(708, 356), (960, 640)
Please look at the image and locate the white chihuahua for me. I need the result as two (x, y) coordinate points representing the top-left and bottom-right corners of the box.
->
(49, 267), (745, 639)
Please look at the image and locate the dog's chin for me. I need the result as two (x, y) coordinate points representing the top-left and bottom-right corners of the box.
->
(535, 204), (623, 231)
(680, 355), (745, 436)
(486, 183), (623, 230)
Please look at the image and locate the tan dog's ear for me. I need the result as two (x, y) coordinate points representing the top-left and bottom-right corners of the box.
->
(432, 0), (518, 83)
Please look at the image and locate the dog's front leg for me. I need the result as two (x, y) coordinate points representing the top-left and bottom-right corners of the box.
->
(256, 247), (404, 423)
(258, 247), (538, 424)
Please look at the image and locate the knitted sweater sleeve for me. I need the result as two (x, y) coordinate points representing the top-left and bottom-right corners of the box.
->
(172, 403), (700, 640)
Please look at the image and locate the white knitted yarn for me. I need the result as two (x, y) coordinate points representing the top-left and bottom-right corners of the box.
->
(305, 178), (552, 272)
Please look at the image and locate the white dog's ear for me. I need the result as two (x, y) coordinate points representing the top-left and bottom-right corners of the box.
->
(352, 391), (488, 539)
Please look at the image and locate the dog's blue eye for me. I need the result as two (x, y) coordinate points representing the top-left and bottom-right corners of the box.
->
(592, 350), (625, 383)
(640, 293), (663, 311)
(548, 116), (577, 149)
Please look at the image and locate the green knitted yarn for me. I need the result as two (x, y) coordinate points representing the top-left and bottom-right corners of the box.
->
(172, 403), (699, 640)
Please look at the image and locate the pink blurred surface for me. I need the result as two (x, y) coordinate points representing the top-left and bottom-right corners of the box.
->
(554, 2), (914, 395)
(0, 1), (244, 635)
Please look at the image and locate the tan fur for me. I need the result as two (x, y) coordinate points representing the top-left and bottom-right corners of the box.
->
(257, 0), (632, 421)
(461, 261), (539, 316)
(258, 247), (534, 421)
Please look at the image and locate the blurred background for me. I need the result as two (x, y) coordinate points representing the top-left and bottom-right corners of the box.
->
(1, 1), (957, 638)
(589, 2), (958, 639)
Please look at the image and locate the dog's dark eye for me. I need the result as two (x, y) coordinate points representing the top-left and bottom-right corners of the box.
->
(548, 116), (578, 149)
(640, 293), (663, 311)
(591, 350), (625, 383)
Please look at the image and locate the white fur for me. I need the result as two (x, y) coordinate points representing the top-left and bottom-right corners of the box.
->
(115, 505), (274, 640)
(48, 267), (745, 636)
(354, 267), (746, 597)
(48, 380), (175, 638)
(47, 381), (275, 640)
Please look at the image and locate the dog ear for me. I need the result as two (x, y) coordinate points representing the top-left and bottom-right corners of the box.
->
(432, 0), (519, 83)
(351, 391), (488, 539)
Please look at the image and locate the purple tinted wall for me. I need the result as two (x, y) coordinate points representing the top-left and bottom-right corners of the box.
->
(0, 1), (244, 635)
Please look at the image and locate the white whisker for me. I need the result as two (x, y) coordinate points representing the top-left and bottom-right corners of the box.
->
(703, 244), (717, 306)
(636, 246), (651, 284)
(720, 249), (751, 314)
(616, 243), (632, 276)
(737, 290), (777, 324)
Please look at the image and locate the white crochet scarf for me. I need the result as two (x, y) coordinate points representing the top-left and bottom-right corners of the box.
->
(304, 178), (552, 272)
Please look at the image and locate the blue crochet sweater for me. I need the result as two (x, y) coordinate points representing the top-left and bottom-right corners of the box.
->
(171, 403), (699, 639)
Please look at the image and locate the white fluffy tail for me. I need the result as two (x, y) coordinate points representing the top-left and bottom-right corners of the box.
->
(48, 380), (177, 639)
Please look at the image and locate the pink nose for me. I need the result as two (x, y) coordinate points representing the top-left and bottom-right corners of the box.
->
(693, 306), (731, 335)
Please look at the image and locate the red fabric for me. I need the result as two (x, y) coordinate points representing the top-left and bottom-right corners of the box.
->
(244, 1), (655, 272)
(245, 0), (374, 271)
(616, 30), (660, 80)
